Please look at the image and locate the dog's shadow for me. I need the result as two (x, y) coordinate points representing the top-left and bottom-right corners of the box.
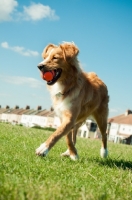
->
(94, 157), (132, 170)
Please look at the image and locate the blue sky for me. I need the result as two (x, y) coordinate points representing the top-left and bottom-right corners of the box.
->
(0, 0), (132, 118)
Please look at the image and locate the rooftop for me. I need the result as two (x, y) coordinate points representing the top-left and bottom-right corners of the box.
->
(108, 110), (132, 125)
(0, 105), (55, 117)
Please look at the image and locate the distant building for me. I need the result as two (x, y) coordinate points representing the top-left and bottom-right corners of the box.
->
(108, 109), (132, 145)
(0, 105), (60, 128)
(1, 105), (31, 124)
(0, 107), (10, 121)
(77, 119), (98, 139)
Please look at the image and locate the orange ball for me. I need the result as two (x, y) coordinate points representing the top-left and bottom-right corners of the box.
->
(43, 71), (54, 81)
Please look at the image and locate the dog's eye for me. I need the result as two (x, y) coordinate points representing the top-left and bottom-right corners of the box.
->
(53, 56), (58, 60)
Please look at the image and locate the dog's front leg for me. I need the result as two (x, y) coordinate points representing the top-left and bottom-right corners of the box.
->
(36, 111), (77, 158)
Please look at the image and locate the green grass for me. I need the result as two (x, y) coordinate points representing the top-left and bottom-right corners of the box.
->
(0, 123), (132, 200)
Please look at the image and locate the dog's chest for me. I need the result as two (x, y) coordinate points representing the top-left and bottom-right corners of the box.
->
(49, 83), (72, 118)
(54, 97), (72, 117)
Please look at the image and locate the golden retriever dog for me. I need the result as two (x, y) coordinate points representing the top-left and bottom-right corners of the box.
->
(36, 42), (109, 160)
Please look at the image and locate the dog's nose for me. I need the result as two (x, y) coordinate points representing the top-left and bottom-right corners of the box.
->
(37, 64), (45, 71)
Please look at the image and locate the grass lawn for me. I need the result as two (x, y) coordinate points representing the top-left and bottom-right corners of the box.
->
(0, 123), (132, 200)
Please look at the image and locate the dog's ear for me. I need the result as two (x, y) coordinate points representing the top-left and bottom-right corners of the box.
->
(42, 44), (57, 58)
(59, 42), (79, 61)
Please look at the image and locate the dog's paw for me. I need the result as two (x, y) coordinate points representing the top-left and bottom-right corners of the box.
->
(61, 149), (70, 157)
(100, 147), (108, 158)
(61, 149), (79, 160)
(36, 143), (49, 156)
(70, 154), (79, 161)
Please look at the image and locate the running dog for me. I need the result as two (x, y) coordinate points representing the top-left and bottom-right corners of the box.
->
(36, 42), (109, 160)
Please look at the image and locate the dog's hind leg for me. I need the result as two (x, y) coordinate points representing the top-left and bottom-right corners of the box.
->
(93, 110), (108, 158)
(66, 130), (79, 160)
(61, 129), (78, 160)
(72, 123), (81, 145)
(61, 123), (81, 159)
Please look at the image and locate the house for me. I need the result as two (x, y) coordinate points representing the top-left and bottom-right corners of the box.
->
(0, 106), (10, 121)
(0, 105), (60, 128)
(77, 119), (98, 139)
(0, 106), (13, 122)
(108, 109), (132, 145)
(30, 109), (56, 128)
(20, 106), (60, 128)
(1, 105), (33, 124)
(20, 106), (45, 127)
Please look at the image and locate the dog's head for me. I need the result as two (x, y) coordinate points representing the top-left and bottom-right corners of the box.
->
(37, 42), (79, 85)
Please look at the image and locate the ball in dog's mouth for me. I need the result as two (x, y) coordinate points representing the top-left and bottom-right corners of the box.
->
(40, 68), (62, 85)
(43, 71), (55, 81)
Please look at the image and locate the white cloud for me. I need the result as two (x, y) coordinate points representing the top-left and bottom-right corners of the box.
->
(1, 41), (39, 57)
(1, 42), (9, 48)
(0, 0), (18, 21)
(0, 1), (59, 22)
(23, 3), (59, 21)
(0, 75), (43, 88)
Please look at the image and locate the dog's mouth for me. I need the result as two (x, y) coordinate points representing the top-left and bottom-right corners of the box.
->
(38, 66), (62, 85)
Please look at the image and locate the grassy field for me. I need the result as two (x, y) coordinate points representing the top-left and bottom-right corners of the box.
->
(0, 123), (132, 200)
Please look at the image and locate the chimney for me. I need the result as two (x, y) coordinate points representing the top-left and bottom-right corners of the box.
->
(37, 106), (42, 110)
(25, 105), (30, 110)
(50, 106), (54, 111)
(14, 105), (19, 109)
(125, 109), (132, 116)
(6, 105), (10, 109)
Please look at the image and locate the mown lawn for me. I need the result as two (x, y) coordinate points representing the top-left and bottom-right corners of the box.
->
(0, 123), (132, 200)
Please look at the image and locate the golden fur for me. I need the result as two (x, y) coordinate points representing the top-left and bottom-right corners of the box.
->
(36, 42), (109, 160)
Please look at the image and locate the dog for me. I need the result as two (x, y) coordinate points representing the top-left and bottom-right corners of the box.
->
(36, 42), (109, 160)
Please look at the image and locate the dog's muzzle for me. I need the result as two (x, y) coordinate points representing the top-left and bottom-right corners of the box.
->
(37, 64), (47, 72)
(37, 64), (62, 85)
